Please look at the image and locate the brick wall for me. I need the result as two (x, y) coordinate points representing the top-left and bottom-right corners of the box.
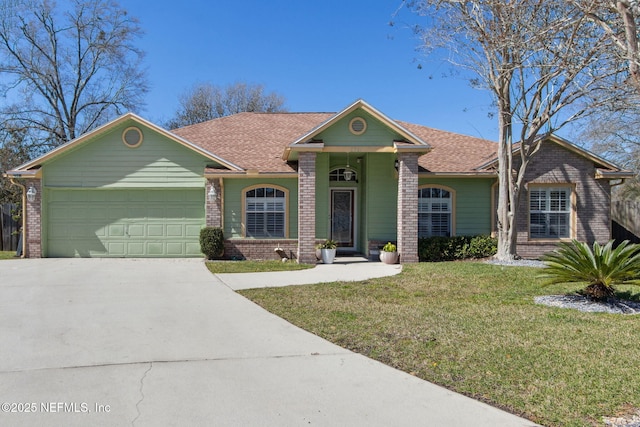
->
(224, 239), (301, 261)
(206, 178), (222, 227)
(25, 180), (42, 258)
(297, 152), (316, 263)
(397, 153), (419, 263)
(514, 141), (611, 258)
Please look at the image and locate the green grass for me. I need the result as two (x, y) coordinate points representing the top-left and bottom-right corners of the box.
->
(240, 262), (640, 427)
(0, 251), (18, 260)
(205, 259), (315, 274)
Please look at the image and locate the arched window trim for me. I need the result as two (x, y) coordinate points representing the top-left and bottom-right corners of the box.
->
(329, 167), (358, 182)
(242, 184), (289, 238)
(418, 184), (456, 237)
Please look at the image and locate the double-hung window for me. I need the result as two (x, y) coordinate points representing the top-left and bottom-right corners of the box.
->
(418, 187), (452, 237)
(529, 186), (572, 239)
(245, 187), (286, 238)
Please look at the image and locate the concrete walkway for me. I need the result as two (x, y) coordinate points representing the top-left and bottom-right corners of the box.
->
(215, 256), (402, 290)
(0, 258), (538, 426)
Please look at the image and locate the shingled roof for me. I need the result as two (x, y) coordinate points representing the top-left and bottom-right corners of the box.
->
(172, 112), (499, 174)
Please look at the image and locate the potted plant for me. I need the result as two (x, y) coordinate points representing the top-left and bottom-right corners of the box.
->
(320, 239), (337, 264)
(379, 242), (399, 264)
(315, 243), (323, 260)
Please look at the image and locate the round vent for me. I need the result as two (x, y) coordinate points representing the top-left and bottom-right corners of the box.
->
(122, 126), (143, 148)
(349, 117), (367, 135)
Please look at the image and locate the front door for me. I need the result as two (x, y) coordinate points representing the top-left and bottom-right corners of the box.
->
(331, 189), (355, 249)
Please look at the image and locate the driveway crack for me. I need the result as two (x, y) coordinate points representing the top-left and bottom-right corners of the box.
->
(132, 362), (153, 426)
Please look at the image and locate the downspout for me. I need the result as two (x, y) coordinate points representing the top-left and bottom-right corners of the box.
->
(9, 177), (26, 258)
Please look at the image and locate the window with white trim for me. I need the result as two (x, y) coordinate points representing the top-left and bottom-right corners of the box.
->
(529, 186), (571, 239)
(245, 187), (286, 238)
(418, 187), (452, 237)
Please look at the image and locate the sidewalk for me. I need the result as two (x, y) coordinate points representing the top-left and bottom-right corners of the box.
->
(215, 256), (403, 290)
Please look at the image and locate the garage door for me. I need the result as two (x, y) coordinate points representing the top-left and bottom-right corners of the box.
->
(47, 189), (204, 257)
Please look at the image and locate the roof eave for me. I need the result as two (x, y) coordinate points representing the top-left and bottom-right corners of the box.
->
(419, 171), (498, 177)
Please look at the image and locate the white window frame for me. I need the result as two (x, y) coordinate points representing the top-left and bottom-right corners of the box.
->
(418, 186), (455, 238)
(244, 186), (288, 238)
(528, 185), (574, 239)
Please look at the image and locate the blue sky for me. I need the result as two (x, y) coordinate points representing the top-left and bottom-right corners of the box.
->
(127, 0), (499, 140)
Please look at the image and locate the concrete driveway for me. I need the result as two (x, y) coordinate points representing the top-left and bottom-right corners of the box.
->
(0, 258), (537, 426)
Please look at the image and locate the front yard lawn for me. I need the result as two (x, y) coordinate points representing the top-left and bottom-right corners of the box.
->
(0, 251), (18, 260)
(241, 262), (640, 427)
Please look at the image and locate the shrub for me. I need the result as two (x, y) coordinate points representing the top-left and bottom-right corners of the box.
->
(466, 235), (498, 259)
(540, 239), (640, 301)
(418, 235), (497, 262)
(200, 227), (224, 260)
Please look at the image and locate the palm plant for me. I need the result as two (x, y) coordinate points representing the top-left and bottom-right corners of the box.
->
(540, 240), (640, 301)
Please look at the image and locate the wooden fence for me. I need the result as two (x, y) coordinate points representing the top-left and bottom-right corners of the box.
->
(611, 200), (640, 243)
(0, 203), (19, 251)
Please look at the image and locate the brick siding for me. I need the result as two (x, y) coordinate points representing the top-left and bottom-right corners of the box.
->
(25, 180), (42, 258)
(223, 239), (301, 261)
(206, 178), (222, 227)
(514, 141), (611, 258)
(297, 152), (317, 263)
(397, 153), (419, 263)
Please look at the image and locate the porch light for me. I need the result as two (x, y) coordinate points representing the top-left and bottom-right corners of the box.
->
(343, 169), (353, 181)
(208, 185), (217, 201)
(394, 159), (399, 171)
(26, 186), (37, 202)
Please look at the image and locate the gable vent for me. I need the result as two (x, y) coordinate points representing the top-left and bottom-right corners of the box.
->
(122, 126), (143, 148)
(349, 117), (367, 135)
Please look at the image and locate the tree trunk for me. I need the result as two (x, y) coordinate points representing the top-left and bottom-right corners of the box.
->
(495, 90), (518, 261)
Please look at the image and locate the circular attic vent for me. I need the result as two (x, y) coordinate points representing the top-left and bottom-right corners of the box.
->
(122, 126), (143, 148)
(349, 117), (367, 135)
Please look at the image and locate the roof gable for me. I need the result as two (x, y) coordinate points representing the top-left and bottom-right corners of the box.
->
(284, 99), (431, 160)
(6, 113), (238, 176)
(475, 134), (631, 175)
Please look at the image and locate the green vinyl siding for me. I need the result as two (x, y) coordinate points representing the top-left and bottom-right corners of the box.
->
(223, 178), (298, 238)
(315, 154), (330, 239)
(44, 121), (209, 189)
(365, 154), (398, 241)
(419, 177), (494, 236)
(316, 110), (403, 147)
(46, 189), (204, 257)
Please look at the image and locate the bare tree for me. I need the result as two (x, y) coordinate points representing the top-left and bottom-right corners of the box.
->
(576, 1), (640, 90)
(402, 1), (623, 260)
(571, 1), (640, 199)
(0, 0), (148, 150)
(166, 82), (287, 129)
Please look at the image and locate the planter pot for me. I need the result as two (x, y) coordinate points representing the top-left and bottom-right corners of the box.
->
(379, 250), (399, 264)
(321, 248), (336, 264)
(316, 248), (322, 260)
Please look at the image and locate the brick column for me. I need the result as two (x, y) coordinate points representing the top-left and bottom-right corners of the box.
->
(25, 180), (42, 258)
(206, 178), (222, 228)
(297, 152), (316, 264)
(397, 153), (419, 263)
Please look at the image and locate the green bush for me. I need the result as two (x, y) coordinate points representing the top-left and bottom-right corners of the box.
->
(466, 235), (498, 259)
(200, 227), (224, 260)
(418, 235), (497, 262)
